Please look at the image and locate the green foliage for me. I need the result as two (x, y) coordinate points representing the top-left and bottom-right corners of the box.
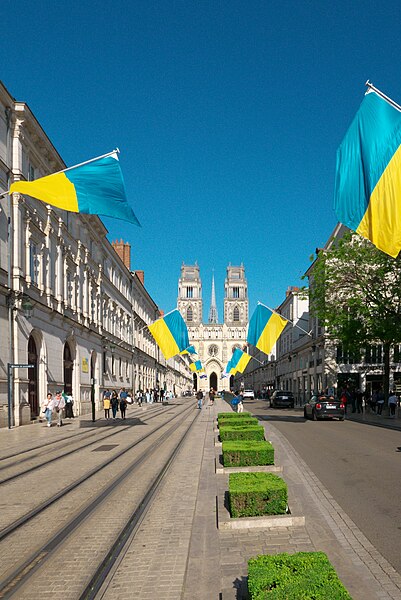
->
(219, 425), (265, 442)
(309, 232), (401, 352)
(248, 552), (352, 599)
(219, 417), (259, 428)
(223, 440), (274, 467)
(229, 472), (287, 518)
(218, 412), (251, 420)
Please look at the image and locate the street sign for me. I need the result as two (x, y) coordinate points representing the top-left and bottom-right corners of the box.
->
(11, 364), (35, 369)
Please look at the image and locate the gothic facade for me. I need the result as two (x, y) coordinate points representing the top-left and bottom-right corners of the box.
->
(177, 263), (248, 392)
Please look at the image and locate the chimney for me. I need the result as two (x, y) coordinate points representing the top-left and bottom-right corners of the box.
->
(136, 270), (145, 285)
(112, 239), (131, 271)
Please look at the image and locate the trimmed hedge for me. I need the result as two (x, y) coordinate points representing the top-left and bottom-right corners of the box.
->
(223, 440), (274, 467)
(218, 412), (252, 420)
(229, 472), (287, 517)
(219, 425), (265, 442)
(219, 417), (258, 428)
(248, 551), (352, 599)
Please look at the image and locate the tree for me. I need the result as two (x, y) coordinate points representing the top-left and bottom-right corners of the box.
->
(307, 231), (401, 400)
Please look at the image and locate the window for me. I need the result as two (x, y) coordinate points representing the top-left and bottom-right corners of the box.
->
(208, 344), (219, 357)
(233, 306), (240, 322)
(29, 242), (38, 285)
(103, 351), (107, 375)
(232, 287), (239, 299)
(365, 345), (382, 364)
(187, 306), (193, 321)
(186, 287), (193, 298)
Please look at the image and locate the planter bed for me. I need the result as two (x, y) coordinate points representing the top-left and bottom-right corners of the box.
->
(218, 411), (252, 420)
(216, 475), (305, 530)
(248, 551), (352, 599)
(222, 440), (274, 467)
(218, 417), (259, 428)
(215, 452), (282, 475)
(219, 425), (265, 442)
(229, 472), (288, 518)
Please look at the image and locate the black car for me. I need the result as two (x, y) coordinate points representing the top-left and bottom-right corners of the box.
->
(270, 390), (295, 408)
(304, 395), (345, 421)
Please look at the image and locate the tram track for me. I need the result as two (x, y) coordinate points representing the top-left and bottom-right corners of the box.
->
(0, 404), (173, 485)
(0, 402), (198, 598)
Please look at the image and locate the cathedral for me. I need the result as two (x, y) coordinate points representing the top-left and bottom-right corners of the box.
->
(177, 263), (249, 392)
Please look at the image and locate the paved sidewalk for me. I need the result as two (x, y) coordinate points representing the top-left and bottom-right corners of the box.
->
(346, 407), (401, 431)
(182, 398), (401, 599)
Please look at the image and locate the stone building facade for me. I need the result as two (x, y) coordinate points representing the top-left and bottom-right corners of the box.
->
(0, 81), (190, 427)
(177, 263), (248, 392)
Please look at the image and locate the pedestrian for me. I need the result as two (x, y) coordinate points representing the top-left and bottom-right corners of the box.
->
(376, 389), (385, 415)
(64, 392), (74, 418)
(159, 389), (164, 403)
(340, 389), (348, 415)
(103, 395), (111, 419)
(111, 391), (119, 419)
(120, 395), (127, 419)
(371, 390), (378, 413)
(126, 391), (133, 405)
(154, 389), (159, 403)
(53, 390), (65, 427)
(196, 389), (203, 409)
(209, 387), (215, 405)
(388, 390), (398, 418)
(237, 392), (244, 413)
(355, 389), (363, 414)
(43, 392), (54, 427)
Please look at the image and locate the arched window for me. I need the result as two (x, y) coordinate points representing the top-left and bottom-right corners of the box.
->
(187, 306), (193, 321)
(233, 306), (240, 322)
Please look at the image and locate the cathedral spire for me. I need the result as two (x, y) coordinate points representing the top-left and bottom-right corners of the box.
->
(208, 271), (218, 323)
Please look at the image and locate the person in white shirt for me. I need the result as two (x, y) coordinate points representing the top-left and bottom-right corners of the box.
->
(388, 391), (398, 418)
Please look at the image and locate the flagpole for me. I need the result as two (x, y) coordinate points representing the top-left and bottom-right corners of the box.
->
(0, 149), (120, 199)
(365, 81), (401, 112)
(257, 301), (312, 337)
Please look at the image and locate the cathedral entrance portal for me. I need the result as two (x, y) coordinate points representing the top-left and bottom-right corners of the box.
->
(210, 372), (218, 392)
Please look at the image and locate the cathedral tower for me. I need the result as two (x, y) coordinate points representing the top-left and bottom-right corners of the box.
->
(224, 264), (248, 327)
(177, 263), (203, 326)
(208, 272), (218, 324)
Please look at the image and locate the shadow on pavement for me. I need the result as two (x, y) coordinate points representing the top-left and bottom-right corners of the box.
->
(233, 576), (249, 600)
(256, 414), (306, 423)
(79, 417), (148, 428)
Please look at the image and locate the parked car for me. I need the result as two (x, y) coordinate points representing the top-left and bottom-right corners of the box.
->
(270, 390), (295, 408)
(242, 390), (255, 400)
(304, 395), (345, 421)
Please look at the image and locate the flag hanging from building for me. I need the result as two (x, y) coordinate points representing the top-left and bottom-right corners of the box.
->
(148, 309), (189, 360)
(334, 88), (401, 257)
(247, 303), (287, 356)
(230, 347), (252, 374)
(180, 345), (197, 356)
(189, 360), (203, 372)
(9, 150), (141, 226)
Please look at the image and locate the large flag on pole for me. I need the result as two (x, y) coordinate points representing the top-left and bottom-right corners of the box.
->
(9, 150), (141, 226)
(148, 309), (189, 360)
(189, 360), (203, 372)
(247, 304), (287, 356)
(335, 86), (401, 257)
(180, 345), (197, 356)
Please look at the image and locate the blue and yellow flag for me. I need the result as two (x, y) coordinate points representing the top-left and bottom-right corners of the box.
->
(247, 304), (287, 356)
(191, 360), (203, 372)
(335, 90), (401, 257)
(230, 348), (252, 374)
(148, 309), (189, 360)
(10, 151), (140, 226)
(180, 345), (197, 356)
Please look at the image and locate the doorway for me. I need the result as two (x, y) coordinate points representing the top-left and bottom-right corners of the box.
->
(28, 335), (39, 417)
(210, 372), (217, 391)
(64, 343), (74, 396)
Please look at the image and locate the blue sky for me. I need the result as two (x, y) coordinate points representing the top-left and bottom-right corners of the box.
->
(2, 0), (401, 319)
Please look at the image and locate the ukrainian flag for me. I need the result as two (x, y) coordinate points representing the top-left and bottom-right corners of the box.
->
(180, 345), (197, 356)
(9, 151), (140, 226)
(247, 304), (287, 356)
(234, 349), (252, 373)
(148, 309), (189, 360)
(335, 90), (401, 257)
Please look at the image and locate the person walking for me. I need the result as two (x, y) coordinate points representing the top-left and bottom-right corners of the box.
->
(111, 392), (119, 419)
(64, 392), (74, 418)
(120, 395), (127, 419)
(53, 391), (65, 427)
(388, 390), (398, 418)
(43, 392), (54, 427)
(209, 387), (215, 405)
(103, 395), (111, 419)
(355, 389), (363, 414)
(196, 389), (203, 409)
(376, 389), (385, 415)
(237, 392), (244, 413)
